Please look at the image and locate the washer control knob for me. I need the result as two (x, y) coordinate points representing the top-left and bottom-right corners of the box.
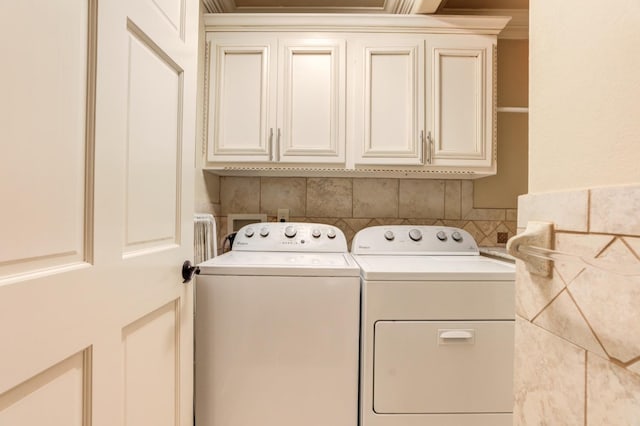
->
(384, 230), (395, 241)
(436, 231), (447, 241)
(409, 229), (422, 241)
(451, 231), (463, 242)
(327, 229), (337, 239)
(244, 227), (255, 238)
(312, 229), (322, 238)
(284, 226), (297, 239)
(259, 227), (270, 237)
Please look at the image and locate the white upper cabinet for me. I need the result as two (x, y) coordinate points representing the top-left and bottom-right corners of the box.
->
(277, 38), (346, 163)
(352, 37), (425, 165)
(426, 35), (495, 170)
(203, 14), (509, 177)
(206, 33), (277, 163)
(205, 33), (346, 164)
(353, 34), (496, 173)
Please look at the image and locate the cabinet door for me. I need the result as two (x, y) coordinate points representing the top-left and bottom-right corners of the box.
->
(206, 33), (277, 162)
(426, 35), (495, 169)
(277, 38), (346, 163)
(352, 38), (425, 165)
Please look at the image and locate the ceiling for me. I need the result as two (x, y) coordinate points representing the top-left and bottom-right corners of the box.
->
(202, 0), (529, 14)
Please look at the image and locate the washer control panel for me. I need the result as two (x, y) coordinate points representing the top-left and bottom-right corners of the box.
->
(233, 222), (348, 252)
(351, 225), (479, 255)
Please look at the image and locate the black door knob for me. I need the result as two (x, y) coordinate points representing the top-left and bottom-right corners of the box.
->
(182, 260), (200, 283)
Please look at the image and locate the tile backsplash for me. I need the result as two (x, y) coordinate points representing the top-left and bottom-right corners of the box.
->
(199, 176), (517, 251)
(514, 184), (640, 424)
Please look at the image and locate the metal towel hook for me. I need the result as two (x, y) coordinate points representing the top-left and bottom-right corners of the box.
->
(507, 221), (640, 278)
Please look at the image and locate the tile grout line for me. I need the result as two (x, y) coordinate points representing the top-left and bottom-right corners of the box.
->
(529, 284), (566, 324)
(350, 178), (354, 219)
(584, 351), (588, 426)
(457, 181), (462, 220)
(564, 285), (611, 359)
(586, 189), (591, 233)
(259, 176), (263, 217)
(304, 177), (308, 218)
(619, 236), (640, 262)
(622, 354), (640, 368)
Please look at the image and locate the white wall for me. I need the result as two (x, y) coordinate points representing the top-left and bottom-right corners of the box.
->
(530, 0), (640, 193)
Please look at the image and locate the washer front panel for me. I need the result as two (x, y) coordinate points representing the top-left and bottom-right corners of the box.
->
(196, 274), (360, 426)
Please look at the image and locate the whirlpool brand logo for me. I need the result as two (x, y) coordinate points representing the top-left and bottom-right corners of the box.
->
(358, 245), (371, 249)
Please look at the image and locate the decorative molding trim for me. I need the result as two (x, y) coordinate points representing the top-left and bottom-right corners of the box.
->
(202, 166), (496, 179)
(203, 13), (511, 35)
(492, 43), (498, 164)
(392, 0), (418, 15)
(202, 0), (422, 14)
(202, 40), (211, 158)
(441, 8), (528, 39)
(201, 0), (225, 13)
(85, 0), (98, 265)
(412, 0), (445, 14)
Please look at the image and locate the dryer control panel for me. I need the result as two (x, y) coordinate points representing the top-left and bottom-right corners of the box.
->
(233, 222), (348, 253)
(351, 225), (479, 255)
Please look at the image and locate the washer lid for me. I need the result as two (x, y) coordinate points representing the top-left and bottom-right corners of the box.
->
(198, 251), (360, 277)
(352, 255), (515, 281)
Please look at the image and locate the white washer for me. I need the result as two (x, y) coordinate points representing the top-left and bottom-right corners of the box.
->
(195, 222), (360, 426)
(351, 225), (516, 426)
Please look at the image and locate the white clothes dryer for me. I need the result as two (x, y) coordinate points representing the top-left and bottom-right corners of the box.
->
(195, 222), (360, 426)
(351, 225), (516, 426)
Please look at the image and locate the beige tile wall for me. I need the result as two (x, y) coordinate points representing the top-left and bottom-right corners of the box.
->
(514, 184), (640, 424)
(198, 175), (517, 250)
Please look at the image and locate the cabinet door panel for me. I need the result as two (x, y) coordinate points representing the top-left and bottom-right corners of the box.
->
(354, 40), (424, 165)
(207, 35), (277, 162)
(278, 39), (346, 163)
(427, 36), (495, 169)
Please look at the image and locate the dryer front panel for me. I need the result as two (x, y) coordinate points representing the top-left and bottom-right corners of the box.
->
(373, 320), (514, 414)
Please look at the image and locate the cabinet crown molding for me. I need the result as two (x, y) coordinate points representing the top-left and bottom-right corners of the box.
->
(204, 13), (511, 35)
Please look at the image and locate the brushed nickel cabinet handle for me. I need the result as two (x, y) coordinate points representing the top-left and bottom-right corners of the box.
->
(268, 128), (274, 161)
(420, 130), (425, 165)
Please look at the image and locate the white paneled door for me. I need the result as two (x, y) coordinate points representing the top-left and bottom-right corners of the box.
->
(0, 0), (198, 425)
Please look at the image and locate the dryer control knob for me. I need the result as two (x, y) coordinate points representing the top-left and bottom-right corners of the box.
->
(451, 231), (462, 242)
(312, 229), (321, 238)
(409, 229), (422, 241)
(260, 227), (270, 237)
(284, 226), (297, 238)
(384, 230), (395, 241)
(436, 231), (447, 241)
(244, 227), (255, 238)
(327, 229), (337, 239)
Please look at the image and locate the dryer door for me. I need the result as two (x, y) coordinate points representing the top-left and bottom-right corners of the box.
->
(373, 320), (514, 414)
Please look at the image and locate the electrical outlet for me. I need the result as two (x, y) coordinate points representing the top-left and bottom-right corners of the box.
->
(497, 232), (509, 244)
(277, 209), (289, 222)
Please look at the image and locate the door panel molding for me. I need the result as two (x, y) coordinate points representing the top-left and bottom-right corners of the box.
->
(0, 349), (92, 426)
(124, 22), (183, 254)
(123, 300), (180, 426)
(0, 0), (97, 282)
